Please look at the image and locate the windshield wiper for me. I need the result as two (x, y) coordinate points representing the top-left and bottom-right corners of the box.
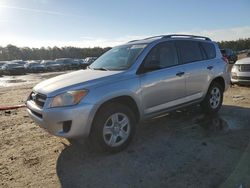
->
(92, 67), (109, 71)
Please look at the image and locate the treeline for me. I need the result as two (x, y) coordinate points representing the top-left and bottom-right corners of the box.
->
(0, 38), (250, 61)
(0, 45), (111, 61)
(218, 38), (250, 52)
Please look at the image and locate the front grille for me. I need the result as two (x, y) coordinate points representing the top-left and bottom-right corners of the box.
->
(239, 64), (250, 72)
(30, 92), (47, 107)
(237, 76), (250, 81)
(30, 109), (43, 119)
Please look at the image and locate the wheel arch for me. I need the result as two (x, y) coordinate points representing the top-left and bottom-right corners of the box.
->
(93, 95), (141, 124)
(210, 76), (226, 92)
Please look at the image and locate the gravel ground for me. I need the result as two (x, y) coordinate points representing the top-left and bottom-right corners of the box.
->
(0, 73), (250, 188)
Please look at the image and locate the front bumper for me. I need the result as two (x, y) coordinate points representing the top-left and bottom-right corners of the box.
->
(231, 71), (250, 85)
(26, 100), (96, 138)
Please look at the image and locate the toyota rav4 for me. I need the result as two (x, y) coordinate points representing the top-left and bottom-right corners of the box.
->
(27, 35), (230, 152)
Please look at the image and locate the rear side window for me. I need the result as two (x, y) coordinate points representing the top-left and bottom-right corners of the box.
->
(176, 40), (203, 63)
(201, 42), (216, 59)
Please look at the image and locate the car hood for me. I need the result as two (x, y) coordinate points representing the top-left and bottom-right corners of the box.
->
(30, 65), (44, 68)
(235, 57), (250, 65)
(33, 69), (122, 96)
(47, 64), (61, 67)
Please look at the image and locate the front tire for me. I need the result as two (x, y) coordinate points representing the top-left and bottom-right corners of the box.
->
(201, 82), (223, 114)
(88, 103), (136, 153)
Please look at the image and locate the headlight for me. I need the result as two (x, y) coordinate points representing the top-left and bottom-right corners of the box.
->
(50, 90), (88, 108)
(231, 65), (238, 72)
(231, 72), (237, 79)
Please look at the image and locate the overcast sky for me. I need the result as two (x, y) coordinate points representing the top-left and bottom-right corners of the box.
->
(0, 0), (250, 48)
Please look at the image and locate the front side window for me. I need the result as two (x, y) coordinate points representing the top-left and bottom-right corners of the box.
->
(90, 44), (147, 70)
(176, 40), (203, 63)
(143, 42), (179, 71)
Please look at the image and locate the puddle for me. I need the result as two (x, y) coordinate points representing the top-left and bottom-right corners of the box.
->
(146, 102), (250, 133)
(0, 71), (70, 88)
(6, 79), (26, 83)
(194, 114), (249, 136)
(195, 115), (229, 135)
(0, 75), (37, 87)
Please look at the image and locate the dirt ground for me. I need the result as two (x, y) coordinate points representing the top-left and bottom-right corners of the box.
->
(0, 73), (250, 188)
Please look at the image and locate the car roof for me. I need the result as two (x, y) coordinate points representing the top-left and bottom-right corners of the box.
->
(42, 60), (54, 62)
(55, 58), (72, 60)
(6, 63), (20, 66)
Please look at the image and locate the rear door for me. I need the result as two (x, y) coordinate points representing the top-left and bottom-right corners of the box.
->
(175, 40), (212, 99)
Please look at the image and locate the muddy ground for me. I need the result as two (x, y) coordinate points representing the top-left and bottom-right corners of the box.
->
(0, 73), (250, 188)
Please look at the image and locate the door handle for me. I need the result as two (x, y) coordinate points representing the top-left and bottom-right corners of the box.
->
(176, 72), (185, 77)
(207, 66), (213, 70)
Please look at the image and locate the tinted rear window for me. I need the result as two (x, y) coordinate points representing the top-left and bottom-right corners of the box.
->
(201, 42), (216, 59)
(176, 41), (203, 63)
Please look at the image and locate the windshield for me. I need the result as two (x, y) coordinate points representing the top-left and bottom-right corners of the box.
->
(7, 64), (21, 68)
(29, 63), (39, 66)
(45, 61), (57, 65)
(90, 44), (147, 70)
(55, 59), (72, 64)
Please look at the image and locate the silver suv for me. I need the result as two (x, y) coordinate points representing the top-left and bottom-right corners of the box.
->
(27, 35), (230, 152)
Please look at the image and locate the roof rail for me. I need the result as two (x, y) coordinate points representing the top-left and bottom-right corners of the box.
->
(127, 40), (139, 43)
(142, 35), (166, 40)
(127, 34), (211, 43)
(163, 34), (211, 41)
(127, 35), (165, 43)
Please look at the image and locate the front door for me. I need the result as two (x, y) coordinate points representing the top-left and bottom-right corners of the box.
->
(138, 41), (186, 115)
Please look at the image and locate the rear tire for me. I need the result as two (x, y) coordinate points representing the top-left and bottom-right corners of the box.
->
(201, 82), (223, 114)
(88, 103), (136, 153)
